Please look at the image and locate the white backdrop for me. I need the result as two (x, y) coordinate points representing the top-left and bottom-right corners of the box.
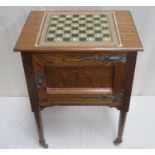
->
(0, 6), (155, 96)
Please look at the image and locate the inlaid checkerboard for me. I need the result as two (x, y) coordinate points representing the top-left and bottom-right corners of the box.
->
(37, 11), (120, 47)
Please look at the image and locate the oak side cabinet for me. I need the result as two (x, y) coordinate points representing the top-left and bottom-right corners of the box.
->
(14, 11), (143, 148)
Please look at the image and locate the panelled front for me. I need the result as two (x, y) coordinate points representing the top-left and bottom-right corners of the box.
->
(32, 53), (126, 107)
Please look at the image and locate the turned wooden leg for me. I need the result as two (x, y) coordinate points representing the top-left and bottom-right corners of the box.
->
(113, 110), (127, 145)
(34, 108), (48, 148)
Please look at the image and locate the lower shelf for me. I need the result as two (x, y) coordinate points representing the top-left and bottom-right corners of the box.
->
(39, 101), (122, 107)
(39, 96), (122, 109)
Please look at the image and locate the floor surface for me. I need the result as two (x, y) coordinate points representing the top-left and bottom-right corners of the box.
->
(0, 96), (155, 149)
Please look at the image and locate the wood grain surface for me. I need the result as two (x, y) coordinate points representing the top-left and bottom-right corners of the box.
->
(14, 11), (143, 52)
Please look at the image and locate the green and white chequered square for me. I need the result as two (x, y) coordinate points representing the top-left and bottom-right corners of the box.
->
(46, 14), (112, 42)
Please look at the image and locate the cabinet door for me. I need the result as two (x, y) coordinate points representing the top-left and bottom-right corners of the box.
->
(32, 53), (126, 107)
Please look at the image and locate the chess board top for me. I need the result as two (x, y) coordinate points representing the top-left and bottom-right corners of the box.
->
(37, 11), (121, 47)
(14, 11), (143, 52)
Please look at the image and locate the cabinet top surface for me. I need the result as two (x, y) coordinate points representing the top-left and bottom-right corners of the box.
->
(14, 11), (143, 53)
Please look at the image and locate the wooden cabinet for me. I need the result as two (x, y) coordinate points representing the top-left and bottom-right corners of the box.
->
(14, 11), (143, 148)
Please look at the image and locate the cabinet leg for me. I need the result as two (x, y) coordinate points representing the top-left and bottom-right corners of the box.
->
(113, 111), (127, 145)
(34, 108), (48, 148)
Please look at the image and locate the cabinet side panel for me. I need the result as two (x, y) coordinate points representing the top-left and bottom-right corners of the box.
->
(21, 53), (39, 112)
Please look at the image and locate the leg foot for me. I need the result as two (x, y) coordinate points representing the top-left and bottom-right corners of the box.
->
(34, 107), (48, 148)
(39, 139), (48, 148)
(113, 138), (123, 145)
(113, 111), (127, 145)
